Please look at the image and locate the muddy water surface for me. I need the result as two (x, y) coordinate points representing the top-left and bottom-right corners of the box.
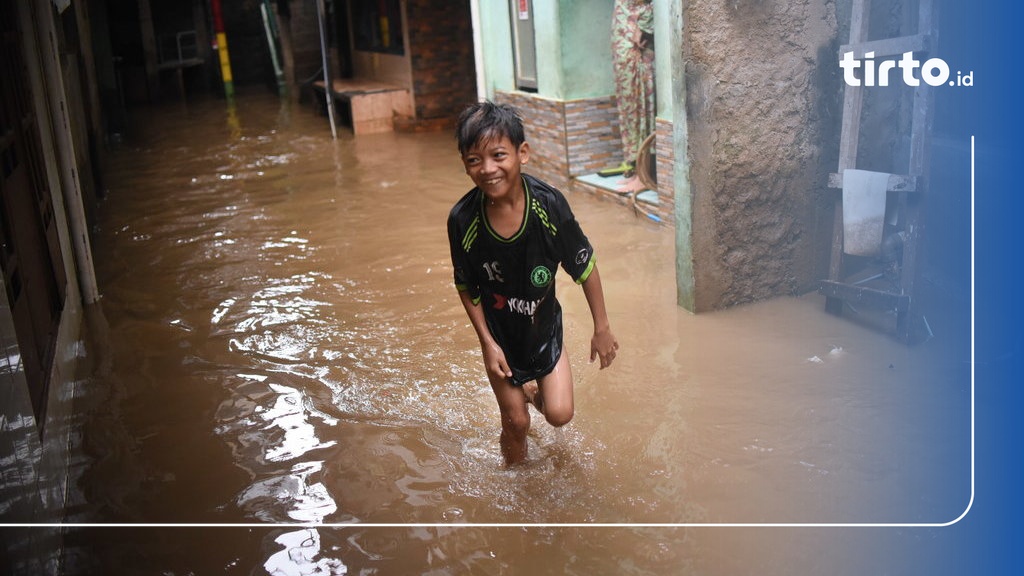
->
(70, 92), (971, 575)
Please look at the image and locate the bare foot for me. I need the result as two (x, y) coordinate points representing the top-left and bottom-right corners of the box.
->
(522, 381), (544, 413)
(616, 175), (646, 193)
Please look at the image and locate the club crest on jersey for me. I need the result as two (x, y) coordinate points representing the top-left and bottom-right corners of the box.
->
(530, 265), (552, 288)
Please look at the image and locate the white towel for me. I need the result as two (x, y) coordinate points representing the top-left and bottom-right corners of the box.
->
(842, 169), (890, 257)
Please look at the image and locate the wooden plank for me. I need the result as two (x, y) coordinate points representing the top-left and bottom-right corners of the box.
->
(830, 0), (869, 283)
(837, 86), (863, 171)
(895, 0), (937, 342)
(827, 172), (918, 192)
(312, 78), (405, 96)
(849, 0), (869, 44)
(840, 33), (930, 59)
(827, 199), (844, 282)
(908, 2), (937, 178)
(818, 281), (911, 311)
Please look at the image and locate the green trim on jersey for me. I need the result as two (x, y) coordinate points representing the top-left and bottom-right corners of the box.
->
(454, 282), (481, 306)
(461, 214), (480, 252)
(481, 177), (533, 243)
(575, 256), (597, 285)
(530, 196), (558, 237)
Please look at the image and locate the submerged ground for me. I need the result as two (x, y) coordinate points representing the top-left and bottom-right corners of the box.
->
(51, 91), (971, 575)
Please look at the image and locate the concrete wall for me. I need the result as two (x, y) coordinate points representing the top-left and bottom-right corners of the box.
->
(682, 0), (839, 311)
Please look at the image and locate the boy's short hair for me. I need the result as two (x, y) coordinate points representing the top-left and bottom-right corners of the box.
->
(455, 101), (525, 155)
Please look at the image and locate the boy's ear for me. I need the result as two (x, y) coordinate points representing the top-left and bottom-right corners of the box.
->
(518, 142), (530, 164)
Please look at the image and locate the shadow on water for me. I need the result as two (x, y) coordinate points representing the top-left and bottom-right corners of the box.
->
(56, 90), (972, 575)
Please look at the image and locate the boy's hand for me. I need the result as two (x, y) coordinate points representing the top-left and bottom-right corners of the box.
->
(482, 342), (513, 381)
(590, 328), (620, 369)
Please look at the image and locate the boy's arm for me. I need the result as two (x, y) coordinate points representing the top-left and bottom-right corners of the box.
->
(458, 290), (513, 381)
(581, 265), (619, 369)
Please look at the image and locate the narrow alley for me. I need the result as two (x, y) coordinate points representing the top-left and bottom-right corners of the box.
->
(53, 91), (972, 574)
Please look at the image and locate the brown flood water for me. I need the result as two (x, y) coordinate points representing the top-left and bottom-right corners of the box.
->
(67, 91), (971, 575)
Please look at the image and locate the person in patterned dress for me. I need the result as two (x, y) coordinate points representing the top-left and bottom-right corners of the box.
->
(611, 0), (655, 188)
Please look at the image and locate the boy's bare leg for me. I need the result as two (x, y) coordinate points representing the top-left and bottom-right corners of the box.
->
(490, 374), (532, 465)
(522, 381), (543, 412)
(490, 353), (574, 465)
(535, 352), (574, 427)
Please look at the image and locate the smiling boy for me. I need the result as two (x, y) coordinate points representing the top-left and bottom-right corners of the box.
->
(447, 101), (619, 466)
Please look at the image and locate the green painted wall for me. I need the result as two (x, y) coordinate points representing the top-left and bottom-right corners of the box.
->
(653, 0), (673, 119)
(532, 1), (563, 97)
(477, 1), (515, 95)
(666, 0), (693, 311)
(477, 0), (614, 100)
(557, 0), (615, 99)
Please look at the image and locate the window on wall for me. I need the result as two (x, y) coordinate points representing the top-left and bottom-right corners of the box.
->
(350, 0), (404, 55)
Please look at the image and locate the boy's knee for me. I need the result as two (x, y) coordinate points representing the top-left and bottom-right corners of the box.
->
(502, 410), (530, 436)
(544, 406), (573, 428)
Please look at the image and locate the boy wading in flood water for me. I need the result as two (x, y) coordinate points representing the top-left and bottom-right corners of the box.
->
(447, 102), (620, 466)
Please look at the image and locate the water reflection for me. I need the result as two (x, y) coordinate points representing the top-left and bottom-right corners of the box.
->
(0, 410), (40, 520)
(222, 375), (338, 523)
(264, 529), (348, 575)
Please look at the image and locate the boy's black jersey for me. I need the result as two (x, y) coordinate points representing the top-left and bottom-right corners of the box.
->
(447, 174), (595, 385)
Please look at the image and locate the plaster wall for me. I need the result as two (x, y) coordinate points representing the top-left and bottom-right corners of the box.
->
(683, 0), (840, 311)
(555, 0), (615, 100)
(476, 0), (515, 95)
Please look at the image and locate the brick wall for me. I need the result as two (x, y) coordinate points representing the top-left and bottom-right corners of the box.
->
(654, 117), (674, 224)
(565, 97), (620, 176)
(406, 0), (477, 121)
(496, 91), (620, 191)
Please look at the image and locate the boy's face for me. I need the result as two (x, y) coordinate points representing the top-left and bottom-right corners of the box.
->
(461, 134), (530, 200)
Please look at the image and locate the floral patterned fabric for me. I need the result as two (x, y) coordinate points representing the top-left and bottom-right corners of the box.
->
(611, 0), (655, 166)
